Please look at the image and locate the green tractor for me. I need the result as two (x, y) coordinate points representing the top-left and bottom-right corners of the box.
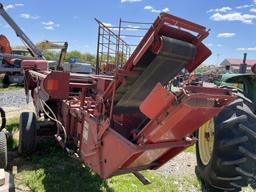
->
(196, 53), (256, 191)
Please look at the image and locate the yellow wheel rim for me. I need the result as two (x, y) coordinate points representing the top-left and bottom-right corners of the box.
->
(198, 118), (215, 166)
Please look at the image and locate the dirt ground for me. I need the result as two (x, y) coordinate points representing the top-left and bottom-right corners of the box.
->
(3, 104), (34, 120)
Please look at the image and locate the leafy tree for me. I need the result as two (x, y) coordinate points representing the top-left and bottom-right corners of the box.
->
(43, 50), (59, 61)
(195, 65), (209, 73)
(64, 51), (97, 65)
(14, 44), (97, 65)
(85, 53), (96, 64)
(65, 50), (86, 62)
(12, 45), (27, 50)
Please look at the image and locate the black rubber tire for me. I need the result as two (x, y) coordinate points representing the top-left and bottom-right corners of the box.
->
(2, 74), (9, 88)
(18, 112), (37, 155)
(196, 98), (256, 191)
(0, 131), (7, 169)
(0, 107), (6, 131)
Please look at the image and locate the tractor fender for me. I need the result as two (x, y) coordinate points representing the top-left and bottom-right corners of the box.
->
(225, 74), (256, 84)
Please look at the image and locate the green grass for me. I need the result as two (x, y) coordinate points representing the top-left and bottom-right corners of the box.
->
(15, 140), (201, 192)
(5, 117), (19, 150)
(14, 140), (201, 192)
(0, 84), (23, 93)
(8, 115), (253, 192)
(184, 145), (196, 153)
(6, 117), (19, 132)
(109, 172), (200, 192)
(6, 118), (202, 192)
(16, 140), (112, 192)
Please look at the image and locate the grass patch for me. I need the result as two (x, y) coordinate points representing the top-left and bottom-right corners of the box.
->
(16, 140), (112, 192)
(0, 84), (23, 93)
(109, 172), (200, 192)
(14, 139), (202, 192)
(16, 141), (201, 192)
(6, 117), (19, 150)
(7, 117), (202, 191)
(184, 145), (196, 153)
(6, 117), (19, 132)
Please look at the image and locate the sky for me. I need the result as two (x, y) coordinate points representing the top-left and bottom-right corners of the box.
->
(0, 0), (256, 65)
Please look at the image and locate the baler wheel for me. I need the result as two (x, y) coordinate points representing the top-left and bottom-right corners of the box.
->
(18, 112), (37, 155)
(0, 131), (7, 169)
(196, 98), (256, 191)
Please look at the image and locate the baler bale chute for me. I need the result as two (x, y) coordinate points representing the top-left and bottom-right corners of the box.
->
(20, 13), (235, 184)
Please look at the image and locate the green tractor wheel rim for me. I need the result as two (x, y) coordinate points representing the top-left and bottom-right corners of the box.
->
(198, 118), (215, 166)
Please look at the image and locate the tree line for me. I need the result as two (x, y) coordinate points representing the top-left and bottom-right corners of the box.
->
(13, 45), (129, 67)
(13, 46), (97, 66)
(43, 50), (96, 66)
(43, 50), (126, 66)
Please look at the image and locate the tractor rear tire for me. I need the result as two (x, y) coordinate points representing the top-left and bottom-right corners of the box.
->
(196, 98), (256, 191)
(18, 112), (37, 155)
(0, 131), (7, 169)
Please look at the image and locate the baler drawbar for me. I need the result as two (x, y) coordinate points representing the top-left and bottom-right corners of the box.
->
(21, 13), (234, 182)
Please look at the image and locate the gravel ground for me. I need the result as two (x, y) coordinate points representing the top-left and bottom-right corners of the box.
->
(157, 151), (197, 177)
(0, 89), (28, 108)
(0, 89), (34, 119)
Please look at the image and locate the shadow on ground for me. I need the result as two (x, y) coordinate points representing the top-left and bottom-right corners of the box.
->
(6, 119), (204, 192)
(12, 139), (114, 192)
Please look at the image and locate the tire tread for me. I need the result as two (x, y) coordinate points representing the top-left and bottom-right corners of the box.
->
(196, 96), (256, 190)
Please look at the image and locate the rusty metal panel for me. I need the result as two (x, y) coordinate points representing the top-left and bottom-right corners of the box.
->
(80, 116), (101, 175)
(128, 148), (169, 168)
(136, 86), (235, 144)
(100, 129), (137, 178)
(21, 60), (48, 71)
(139, 83), (175, 119)
(42, 72), (70, 100)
